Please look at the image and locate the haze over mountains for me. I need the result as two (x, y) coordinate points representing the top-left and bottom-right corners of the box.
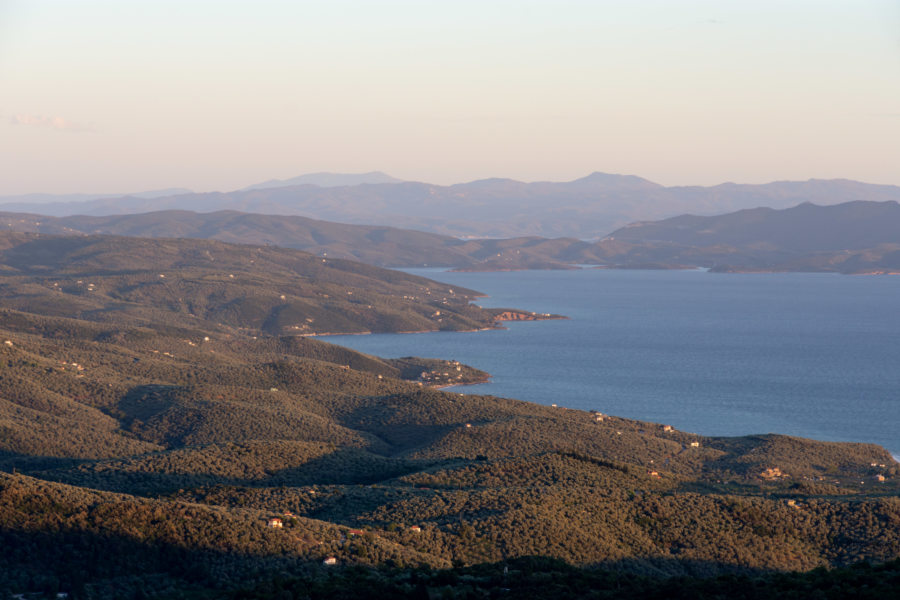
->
(241, 171), (404, 191)
(0, 188), (193, 206)
(4, 172), (900, 239)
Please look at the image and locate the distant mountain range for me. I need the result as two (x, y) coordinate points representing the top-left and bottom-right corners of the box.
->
(240, 171), (403, 190)
(3, 200), (899, 274)
(4, 172), (900, 238)
(0, 187), (193, 207)
(0, 172), (401, 211)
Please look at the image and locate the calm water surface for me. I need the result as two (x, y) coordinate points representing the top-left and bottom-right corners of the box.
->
(323, 269), (900, 456)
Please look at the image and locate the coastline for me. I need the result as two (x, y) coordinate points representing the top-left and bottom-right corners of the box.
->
(434, 376), (492, 390)
(441, 263), (900, 276)
(316, 268), (900, 456)
(306, 310), (567, 338)
(309, 325), (499, 337)
(313, 310), (568, 391)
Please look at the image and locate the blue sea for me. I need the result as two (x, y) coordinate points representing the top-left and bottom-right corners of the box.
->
(323, 268), (900, 456)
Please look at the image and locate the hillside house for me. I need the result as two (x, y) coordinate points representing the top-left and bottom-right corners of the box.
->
(760, 467), (787, 480)
(268, 518), (283, 528)
(323, 557), (338, 566)
(690, 441), (700, 448)
(410, 525), (422, 533)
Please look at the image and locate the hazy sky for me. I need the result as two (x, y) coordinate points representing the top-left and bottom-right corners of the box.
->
(2, 0), (899, 194)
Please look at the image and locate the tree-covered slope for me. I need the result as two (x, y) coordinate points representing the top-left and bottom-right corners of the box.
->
(0, 233), (898, 598)
(0, 232), (501, 335)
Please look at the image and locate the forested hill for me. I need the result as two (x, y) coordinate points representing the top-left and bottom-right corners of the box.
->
(0, 231), (511, 335)
(0, 231), (898, 598)
(1, 303), (898, 598)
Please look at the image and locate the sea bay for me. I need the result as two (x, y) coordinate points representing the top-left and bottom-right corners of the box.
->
(323, 268), (900, 456)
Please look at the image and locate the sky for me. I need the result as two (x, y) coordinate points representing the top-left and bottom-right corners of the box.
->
(1, 0), (899, 195)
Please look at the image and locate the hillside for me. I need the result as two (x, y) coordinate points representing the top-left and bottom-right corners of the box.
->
(0, 231), (517, 335)
(0, 233), (898, 597)
(0, 209), (485, 268)
(0, 209), (599, 270)
(5, 173), (900, 239)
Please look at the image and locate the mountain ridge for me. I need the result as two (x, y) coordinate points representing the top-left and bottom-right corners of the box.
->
(0, 187), (193, 207)
(5, 173), (900, 238)
(2, 199), (899, 273)
(241, 171), (403, 190)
